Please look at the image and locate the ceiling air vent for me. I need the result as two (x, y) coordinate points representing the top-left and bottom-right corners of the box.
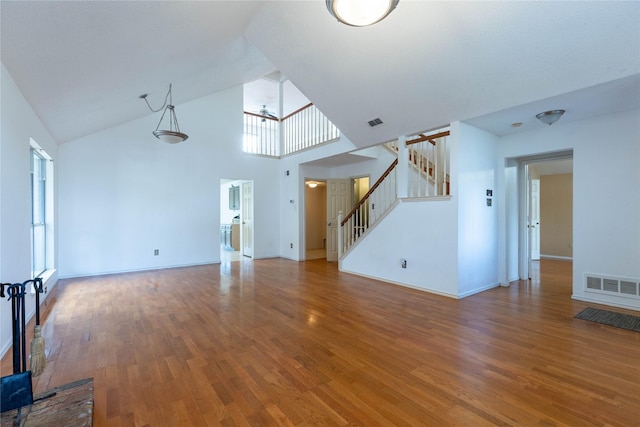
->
(368, 118), (383, 127)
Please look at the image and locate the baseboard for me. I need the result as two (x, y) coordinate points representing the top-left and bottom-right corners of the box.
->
(0, 340), (11, 361)
(58, 261), (217, 280)
(540, 255), (573, 261)
(458, 282), (501, 298)
(338, 268), (460, 299)
(572, 294), (640, 312)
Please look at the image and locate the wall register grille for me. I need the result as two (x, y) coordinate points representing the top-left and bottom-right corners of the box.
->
(585, 274), (640, 299)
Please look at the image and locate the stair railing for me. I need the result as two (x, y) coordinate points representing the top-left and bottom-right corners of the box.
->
(406, 130), (450, 196)
(339, 159), (398, 256)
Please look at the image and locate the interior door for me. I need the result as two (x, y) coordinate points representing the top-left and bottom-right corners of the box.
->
(326, 179), (351, 261)
(529, 178), (540, 261)
(241, 181), (253, 258)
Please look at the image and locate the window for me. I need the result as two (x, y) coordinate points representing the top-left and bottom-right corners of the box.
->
(30, 139), (53, 279)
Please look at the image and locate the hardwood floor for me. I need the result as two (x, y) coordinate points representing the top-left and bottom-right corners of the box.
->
(2, 259), (639, 426)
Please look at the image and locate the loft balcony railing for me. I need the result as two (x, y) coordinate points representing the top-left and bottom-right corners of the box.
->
(243, 112), (279, 156)
(243, 103), (339, 157)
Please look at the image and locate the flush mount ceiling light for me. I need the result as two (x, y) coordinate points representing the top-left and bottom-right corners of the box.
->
(326, 0), (400, 27)
(139, 83), (188, 144)
(536, 110), (565, 126)
(308, 182), (318, 188)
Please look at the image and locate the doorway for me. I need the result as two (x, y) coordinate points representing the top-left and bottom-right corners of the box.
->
(304, 179), (327, 260)
(305, 176), (370, 262)
(518, 152), (573, 281)
(220, 179), (253, 263)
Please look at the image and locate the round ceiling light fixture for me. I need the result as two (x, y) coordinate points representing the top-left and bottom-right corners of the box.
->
(326, 0), (400, 27)
(536, 110), (565, 126)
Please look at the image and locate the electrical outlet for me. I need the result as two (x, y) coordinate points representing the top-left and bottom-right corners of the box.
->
(401, 259), (407, 268)
(154, 249), (159, 256)
(44, 286), (48, 294)
(290, 243), (293, 249)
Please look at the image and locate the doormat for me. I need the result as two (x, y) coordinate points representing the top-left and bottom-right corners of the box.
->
(575, 307), (640, 332)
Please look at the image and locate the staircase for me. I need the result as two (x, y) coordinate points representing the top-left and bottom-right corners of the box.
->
(339, 130), (450, 257)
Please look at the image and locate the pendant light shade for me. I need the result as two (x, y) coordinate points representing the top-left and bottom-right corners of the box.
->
(140, 84), (189, 143)
(326, 0), (399, 27)
(536, 110), (565, 126)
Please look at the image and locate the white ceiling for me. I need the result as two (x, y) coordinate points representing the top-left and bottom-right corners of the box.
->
(1, 1), (639, 146)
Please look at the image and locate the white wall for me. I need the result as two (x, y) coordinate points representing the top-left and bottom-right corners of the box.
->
(58, 85), (281, 277)
(455, 122), (500, 296)
(1, 63), (59, 357)
(497, 109), (640, 310)
(340, 198), (459, 297)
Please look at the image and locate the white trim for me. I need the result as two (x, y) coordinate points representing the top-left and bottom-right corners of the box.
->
(540, 255), (573, 261)
(458, 282), (501, 298)
(339, 268), (460, 299)
(58, 262), (216, 280)
(572, 294), (640, 312)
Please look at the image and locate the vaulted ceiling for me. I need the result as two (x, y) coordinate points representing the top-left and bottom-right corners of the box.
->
(1, 1), (638, 146)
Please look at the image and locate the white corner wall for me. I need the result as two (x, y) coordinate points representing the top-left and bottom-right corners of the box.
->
(1, 63), (59, 358)
(498, 109), (640, 310)
(455, 122), (500, 297)
(58, 85), (281, 277)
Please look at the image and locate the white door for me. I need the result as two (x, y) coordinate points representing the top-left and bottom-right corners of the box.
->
(326, 179), (351, 261)
(529, 179), (540, 260)
(241, 182), (253, 258)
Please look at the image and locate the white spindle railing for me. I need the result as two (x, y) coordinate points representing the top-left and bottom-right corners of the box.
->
(243, 103), (339, 157)
(243, 112), (279, 156)
(282, 103), (339, 155)
(339, 159), (398, 257)
(406, 131), (449, 197)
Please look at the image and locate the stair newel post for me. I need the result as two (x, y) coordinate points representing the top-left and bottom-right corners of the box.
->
(337, 211), (344, 258)
(396, 135), (409, 199)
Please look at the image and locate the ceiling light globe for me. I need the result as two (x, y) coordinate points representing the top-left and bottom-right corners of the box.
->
(154, 130), (189, 144)
(536, 110), (565, 126)
(327, 0), (399, 27)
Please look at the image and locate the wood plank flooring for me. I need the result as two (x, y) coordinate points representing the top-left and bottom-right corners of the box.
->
(2, 259), (639, 426)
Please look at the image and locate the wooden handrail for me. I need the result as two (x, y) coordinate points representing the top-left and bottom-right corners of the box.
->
(406, 130), (450, 146)
(282, 103), (313, 121)
(341, 158), (398, 226)
(244, 111), (279, 121)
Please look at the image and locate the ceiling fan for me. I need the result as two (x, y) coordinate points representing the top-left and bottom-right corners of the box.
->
(258, 105), (278, 122)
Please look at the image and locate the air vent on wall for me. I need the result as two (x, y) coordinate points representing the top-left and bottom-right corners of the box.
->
(368, 118), (383, 127)
(585, 274), (640, 299)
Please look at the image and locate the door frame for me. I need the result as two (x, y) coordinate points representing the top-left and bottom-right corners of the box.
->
(302, 178), (327, 260)
(516, 151), (573, 280)
(241, 181), (254, 258)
